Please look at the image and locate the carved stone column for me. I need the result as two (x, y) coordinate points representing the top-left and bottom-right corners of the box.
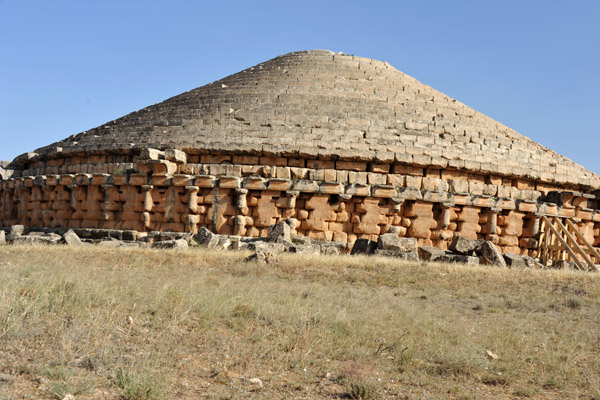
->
(186, 185), (199, 213)
(185, 185), (200, 233)
(236, 188), (248, 210)
(488, 208), (501, 235)
(142, 185), (153, 230)
(286, 190), (300, 209)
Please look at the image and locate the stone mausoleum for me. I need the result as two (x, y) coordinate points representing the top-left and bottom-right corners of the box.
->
(1, 50), (599, 256)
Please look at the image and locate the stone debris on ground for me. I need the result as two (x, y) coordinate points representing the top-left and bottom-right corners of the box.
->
(350, 238), (377, 255)
(249, 377), (264, 388)
(0, 223), (571, 270)
(63, 229), (83, 246)
(418, 246), (446, 262)
(449, 236), (484, 256)
(480, 241), (507, 267)
(503, 252), (526, 268)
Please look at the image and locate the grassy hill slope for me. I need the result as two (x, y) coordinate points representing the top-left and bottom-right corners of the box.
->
(0, 245), (599, 399)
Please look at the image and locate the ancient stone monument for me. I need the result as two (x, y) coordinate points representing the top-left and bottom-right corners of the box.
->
(1, 50), (599, 257)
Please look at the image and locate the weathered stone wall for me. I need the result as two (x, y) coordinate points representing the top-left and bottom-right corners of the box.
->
(2, 150), (599, 256)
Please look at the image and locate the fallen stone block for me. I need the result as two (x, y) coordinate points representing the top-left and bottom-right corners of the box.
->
(267, 221), (291, 242)
(503, 252), (526, 268)
(291, 235), (311, 245)
(289, 244), (321, 254)
(319, 242), (346, 255)
(418, 246), (446, 262)
(122, 230), (139, 241)
(98, 240), (142, 248)
(151, 239), (189, 249)
(449, 236), (484, 255)
(12, 235), (62, 245)
(480, 241), (507, 267)
(373, 249), (419, 261)
(5, 233), (21, 242)
(10, 225), (25, 235)
(377, 233), (418, 253)
(437, 254), (480, 265)
(215, 236), (232, 250)
(521, 255), (536, 268)
(192, 227), (220, 248)
(63, 229), (83, 246)
(247, 241), (286, 253)
(350, 238), (377, 255)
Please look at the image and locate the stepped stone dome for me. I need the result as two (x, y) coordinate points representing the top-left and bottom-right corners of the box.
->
(32, 49), (599, 188)
(2, 50), (599, 256)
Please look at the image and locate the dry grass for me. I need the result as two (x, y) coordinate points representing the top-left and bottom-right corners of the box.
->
(0, 244), (599, 399)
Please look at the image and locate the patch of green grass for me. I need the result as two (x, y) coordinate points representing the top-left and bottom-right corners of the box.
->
(112, 367), (166, 400)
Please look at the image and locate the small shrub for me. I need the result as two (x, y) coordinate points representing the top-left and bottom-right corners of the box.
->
(231, 303), (256, 318)
(112, 367), (165, 400)
(514, 386), (537, 397)
(563, 296), (582, 309)
(348, 380), (377, 400)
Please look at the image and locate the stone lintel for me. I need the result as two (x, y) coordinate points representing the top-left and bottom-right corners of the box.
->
(267, 178), (291, 191)
(319, 182), (344, 194)
(196, 175), (218, 188)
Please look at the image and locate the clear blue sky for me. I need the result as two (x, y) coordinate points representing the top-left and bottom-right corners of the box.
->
(1, 0), (598, 174)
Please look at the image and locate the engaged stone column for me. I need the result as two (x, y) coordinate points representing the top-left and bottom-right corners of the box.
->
(142, 185), (153, 229)
(236, 188), (248, 210)
(186, 185), (199, 213)
(286, 190), (300, 208)
(185, 185), (200, 233)
(67, 184), (78, 211)
(488, 208), (501, 235)
(391, 196), (404, 213)
(441, 201), (455, 229)
(233, 215), (246, 236)
(532, 213), (542, 236)
(101, 183), (113, 221)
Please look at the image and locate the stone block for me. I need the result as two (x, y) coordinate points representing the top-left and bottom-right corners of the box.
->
(246, 241), (286, 253)
(63, 229), (83, 246)
(13, 234), (62, 245)
(0, 230), (5, 245)
(139, 148), (164, 160)
(336, 161), (367, 171)
(503, 252), (526, 268)
(437, 254), (480, 265)
(193, 227), (219, 248)
(373, 249), (419, 261)
(418, 246), (446, 261)
(449, 180), (469, 193)
(152, 239), (189, 249)
(449, 236), (484, 255)
(480, 241), (507, 267)
(289, 244), (321, 254)
(350, 238), (377, 255)
(10, 225), (25, 235)
(267, 221), (291, 242)
(294, 180), (319, 192)
(377, 233), (418, 253)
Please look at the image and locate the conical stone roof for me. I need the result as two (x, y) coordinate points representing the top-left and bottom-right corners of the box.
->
(34, 50), (599, 189)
